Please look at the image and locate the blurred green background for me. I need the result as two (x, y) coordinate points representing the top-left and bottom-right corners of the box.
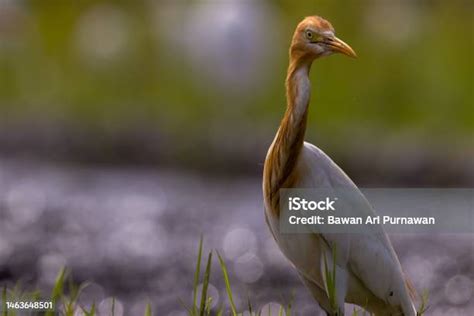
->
(0, 0), (472, 184)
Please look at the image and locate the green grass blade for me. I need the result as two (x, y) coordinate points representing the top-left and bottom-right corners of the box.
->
(286, 290), (294, 316)
(216, 252), (237, 316)
(247, 293), (253, 314)
(91, 302), (97, 316)
(82, 301), (96, 316)
(63, 281), (91, 315)
(64, 280), (77, 316)
(144, 303), (152, 316)
(112, 297), (116, 316)
(193, 235), (204, 315)
(45, 267), (67, 316)
(323, 250), (337, 314)
(199, 251), (213, 316)
(417, 289), (430, 315)
(205, 297), (213, 315)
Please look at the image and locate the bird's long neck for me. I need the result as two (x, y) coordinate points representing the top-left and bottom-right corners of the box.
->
(264, 56), (312, 213)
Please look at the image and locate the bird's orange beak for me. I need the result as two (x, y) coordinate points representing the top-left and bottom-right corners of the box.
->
(326, 36), (357, 58)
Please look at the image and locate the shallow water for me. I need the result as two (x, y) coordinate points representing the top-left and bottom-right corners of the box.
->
(0, 158), (472, 315)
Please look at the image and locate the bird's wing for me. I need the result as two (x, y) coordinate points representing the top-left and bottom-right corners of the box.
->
(297, 142), (411, 306)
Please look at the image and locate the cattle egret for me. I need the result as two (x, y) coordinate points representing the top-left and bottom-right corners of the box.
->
(263, 16), (417, 315)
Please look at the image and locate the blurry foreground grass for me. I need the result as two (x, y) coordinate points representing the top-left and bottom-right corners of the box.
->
(0, 237), (293, 316)
(1, 237), (429, 316)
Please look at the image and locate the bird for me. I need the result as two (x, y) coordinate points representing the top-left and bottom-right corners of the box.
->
(262, 16), (418, 315)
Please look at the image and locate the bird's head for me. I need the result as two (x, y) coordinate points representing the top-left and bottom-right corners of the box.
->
(290, 16), (356, 61)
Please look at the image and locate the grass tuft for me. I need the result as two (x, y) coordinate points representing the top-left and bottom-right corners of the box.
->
(417, 289), (430, 316)
(1, 237), (428, 315)
(216, 251), (238, 316)
(192, 235), (204, 314)
(144, 303), (152, 316)
(323, 244), (339, 314)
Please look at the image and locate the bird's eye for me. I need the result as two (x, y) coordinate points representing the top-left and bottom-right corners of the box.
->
(305, 31), (313, 40)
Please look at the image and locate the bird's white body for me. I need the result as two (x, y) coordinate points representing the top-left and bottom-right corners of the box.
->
(264, 142), (417, 315)
(263, 16), (417, 315)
